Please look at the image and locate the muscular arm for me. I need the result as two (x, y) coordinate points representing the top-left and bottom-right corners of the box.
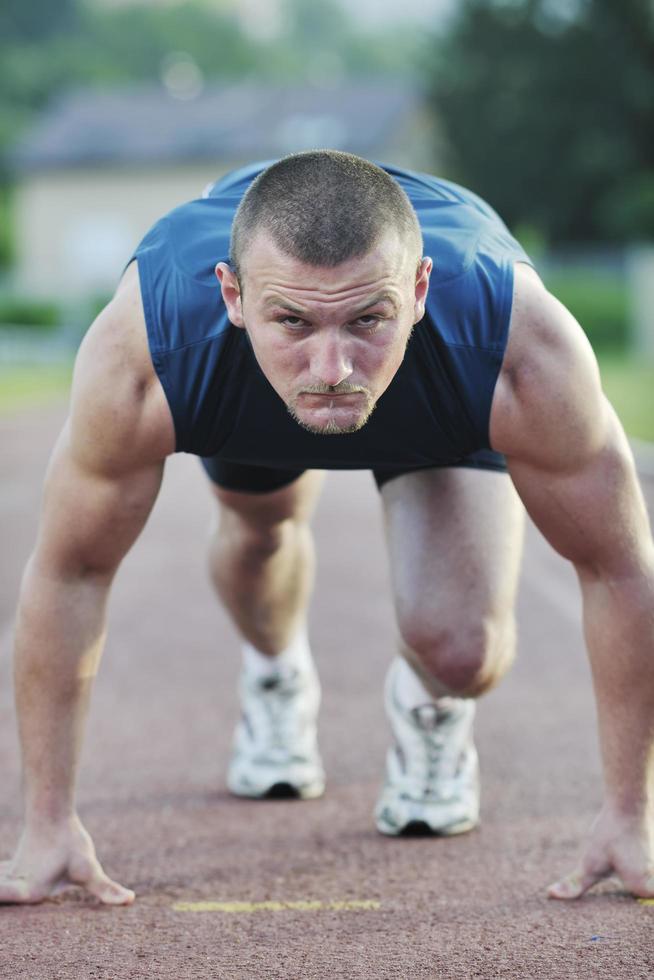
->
(491, 265), (654, 899)
(1, 265), (175, 904)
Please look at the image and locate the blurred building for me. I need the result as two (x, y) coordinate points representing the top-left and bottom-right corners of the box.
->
(11, 81), (436, 298)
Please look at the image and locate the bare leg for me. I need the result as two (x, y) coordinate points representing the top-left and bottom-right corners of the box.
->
(206, 470), (327, 799)
(375, 466), (525, 835)
(381, 466), (525, 698)
(207, 470), (325, 656)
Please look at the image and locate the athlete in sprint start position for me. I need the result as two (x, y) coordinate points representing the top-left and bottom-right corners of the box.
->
(1, 151), (653, 905)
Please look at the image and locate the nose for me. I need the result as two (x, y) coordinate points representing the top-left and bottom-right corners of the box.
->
(310, 333), (353, 388)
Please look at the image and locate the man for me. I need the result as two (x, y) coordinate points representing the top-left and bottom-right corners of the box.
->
(1, 151), (653, 906)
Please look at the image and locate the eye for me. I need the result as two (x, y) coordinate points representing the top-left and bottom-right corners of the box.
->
(353, 315), (382, 330)
(279, 316), (307, 330)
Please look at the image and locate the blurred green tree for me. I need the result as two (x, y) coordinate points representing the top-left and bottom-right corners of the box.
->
(426, 0), (654, 243)
(74, 2), (257, 83)
(0, 0), (81, 162)
(0, 0), (80, 42)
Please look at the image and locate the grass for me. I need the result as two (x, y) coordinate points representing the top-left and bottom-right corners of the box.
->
(545, 271), (628, 351)
(0, 352), (652, 444)
(0, 362), (74, 414)
(597, 352), (654, 443)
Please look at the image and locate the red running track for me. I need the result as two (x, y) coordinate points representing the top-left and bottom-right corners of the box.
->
(0, 403), (652, 979)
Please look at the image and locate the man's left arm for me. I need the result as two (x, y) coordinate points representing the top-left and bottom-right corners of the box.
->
(491, 263), (654, 900)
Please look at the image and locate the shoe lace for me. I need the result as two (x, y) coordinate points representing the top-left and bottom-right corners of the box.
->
(246, 669), (306, 757)
(403, 703), (465, 800)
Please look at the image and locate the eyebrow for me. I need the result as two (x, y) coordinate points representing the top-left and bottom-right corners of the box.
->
(263, 293), (399, 316)
(263, 296), (307, 316)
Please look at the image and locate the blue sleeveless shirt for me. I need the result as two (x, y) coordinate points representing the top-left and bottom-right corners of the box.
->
(131, 161), (532, 470)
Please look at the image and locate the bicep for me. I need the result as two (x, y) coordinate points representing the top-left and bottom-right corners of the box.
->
(32, 293), (169, 578)
(495, 267), (653, 576)
(491, 268), (607, 470)
(33, 423), (164, 579)
(507, 408), (652, 577)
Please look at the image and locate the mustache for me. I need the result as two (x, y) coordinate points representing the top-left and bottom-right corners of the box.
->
(299, 383), (368, 395)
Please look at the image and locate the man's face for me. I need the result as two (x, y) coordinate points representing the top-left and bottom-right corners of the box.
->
(216, 230), (431, 435)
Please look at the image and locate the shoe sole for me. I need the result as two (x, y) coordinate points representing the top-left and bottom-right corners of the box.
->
(227, 778), (325, 800)
(375, 814), (478, 837)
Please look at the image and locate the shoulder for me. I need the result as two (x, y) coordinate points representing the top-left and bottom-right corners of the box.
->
(413, 180), (530, 320)
(69, 262), (175, 476)
(134, 194), (233, 283)
(134, 197), (231, 348)
(490, 263), (609, 469)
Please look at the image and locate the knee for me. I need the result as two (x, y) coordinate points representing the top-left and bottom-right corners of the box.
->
(216, 509), (299, 561)
(399, 613), (516, 697)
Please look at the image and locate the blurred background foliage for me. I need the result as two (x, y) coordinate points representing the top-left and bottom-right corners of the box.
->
(0, 0), (653, 433)
(1, 0), (651, 246)
(427, 0), (654, 244)
(0, 0), (419, 191)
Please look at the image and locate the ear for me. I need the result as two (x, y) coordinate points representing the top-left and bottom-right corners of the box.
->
(215, 262), (245, 328)
(413, 257), (432, 324)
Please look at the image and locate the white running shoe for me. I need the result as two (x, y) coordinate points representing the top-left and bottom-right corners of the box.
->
(375, 658), (480, 836)
(227, 661), (325, 800)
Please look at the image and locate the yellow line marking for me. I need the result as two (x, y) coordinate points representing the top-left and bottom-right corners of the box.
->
(637, 898), (654, 906)
(172, 899), (381, 913)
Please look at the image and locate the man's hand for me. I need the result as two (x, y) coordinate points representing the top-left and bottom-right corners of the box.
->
(548, 806), (654, 900)
(0, 815), (134, 905)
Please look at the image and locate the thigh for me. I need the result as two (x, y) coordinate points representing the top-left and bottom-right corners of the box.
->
(380, 466), (525, 627)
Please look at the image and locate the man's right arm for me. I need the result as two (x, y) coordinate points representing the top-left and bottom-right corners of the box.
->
(0, 268), (175, 904)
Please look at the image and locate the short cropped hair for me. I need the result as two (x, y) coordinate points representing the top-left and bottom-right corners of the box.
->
(230, 150), (423, 282)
